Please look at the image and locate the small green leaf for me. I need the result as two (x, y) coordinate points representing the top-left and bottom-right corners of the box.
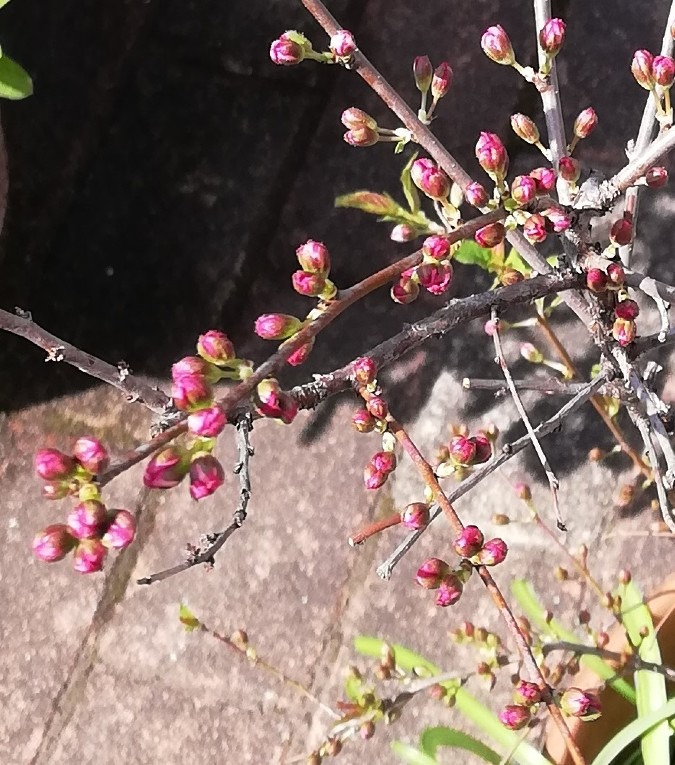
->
(400, 153), (421, 213)
(178, 603), (201, 632)
(335, 190), (400, 217)
(504, 248), (531, 275)
(419, 726), (502, 764)
(391, 741), (438, 765)
(453, 239), (492, 270)
(0, 55), (33, 100)
(0, 0), (13, 9)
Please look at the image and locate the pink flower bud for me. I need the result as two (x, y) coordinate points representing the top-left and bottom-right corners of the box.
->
(431, 62), (453, 100)
(615, 299), (640, 321)
(481, 25), (515, 66)
(523, 213), (548, 244)
(66, 499), (108, 540)
(544, 207), (571, 232)
(292, 270), (326, 296)
(352, 408), (376, 433)
(296, 239), (331, 275)
(653, 55), (675, 87)
(539, 18), (566, 57)
(197, 330), (235, 366)
(255, 378), (298, 424)
(330, 29), (356, 58)
(363, 462), (387, 490)
(609, 218), (633, 246)
(477, 537), (508, 565)
(514, 481), (532, 500)
(607, 262), (625, 288)
(449, 435), (476, 465)
(471, 434), (492, 464)
(172, 356), (221, 384)
(410, 158), (450, 200)
(254, 313), (303, 340)
(513, 680), (542, 706)
(586, 268), (608, 293)
(511, 175), (537, 205)
(499, 704), (531, 730)
(34, 448), (76, 481)
(612, 318), (636, 346)
(465, 181), (489, 208)
(530, 167), (556, 193)
(391, 275), (420, 304)
(371, 450), (396, 474)
(32, 524), (76, 562)
(401, 502), (430, 530)
(417, 262), (453, 295)
(573, 107), (598, 139)
(364, 396), (387, 421)
(475, 132), (509, 179)
(415, 557), (450, 589)
(143, 446), (188, 489)
(435, 573), (464, 607)
(560, 688), (601, 720)
(520, 342), (544, 363)
(475, 222), (505, 248)
(72, 436), (109, 474)
(73, 538), (107, 574)
(631, 49), (655, 89)
(422, 235), (451, 261)
(270, 34), (305, 66)
(352, 357), (376, 386)
(453, 525), (485, 558)
(187, 404), (227, 437)
(510, 114), (540, 144)
(101, 509), (136, 550)
(344, 126), (379, 147)
(171, 375), (213, 412)
(558, 156), (580, 182)
(287, 337), (314, 366)
(413, 55), (433, 93)
(189, 454), (225, 500)
(646, 166), (668, 188)
(484, 318), (498, 336)
(390, 224), (416, 242)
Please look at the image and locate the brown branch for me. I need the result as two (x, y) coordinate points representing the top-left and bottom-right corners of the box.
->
(608, 125), (675, 196)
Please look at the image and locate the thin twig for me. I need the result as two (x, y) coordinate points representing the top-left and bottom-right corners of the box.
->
(606, 124), (675, 197)
(462, 377), (593, 395)
(491, 308), (565, 530)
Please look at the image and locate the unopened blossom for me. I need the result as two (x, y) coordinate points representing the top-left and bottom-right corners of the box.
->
(255, 378), (298, 424)
(612, 318), (636, 346)
(539, 18), (566, 57)
(35, 448), (76, 481)
(189, 454), (225, 500)
(287, 338), (314, 366)
(390, 224), (416, 242)
(449, 435), (476, 465)
(646, 167), (668, 188)
(609, 218), (633, 246)
(101, 509), (136, 550)
(416, 262), (453, 295)
(371, 451), (396, 474)
(573, 107), (598, 139)
(32, 524), (76, 563)
(144, 446), (189, 489)
(171, 374), (213, 412)
(523, 213), (547, 243)
(558, 156), (580, 183)
(352, 408), (376, 433)
(422, 235), (451, 261)
(330, 29), (356, 58)
(475, 132), (509, 179)
(453, 525), (484, 558)
(653, 55), (675, 87)
(530, 166), (556, 193)
(363, 462), (387, 490)
(560, 688), (601, 720)
(476, 537), (508, 565)
(415, 557), (449, 589)
(475, 222), (505, 248)
(499, 704), (531, 730)
(411, 158), (450, 200)
(391, 275), (420, 304)
(545, 207), (571, 232)
(511, 175), (537, 205)
(73, 437), (109, 474)
(172, 355), (221, 384)
(431, 62), (453, 100)
(511, 113), (539, 144)
(197, 330), (235, 366)
(471, 433), (492, 463)
(270, 33), (306, 66)
(464, 181), (489, 208)
(631, 49), (655, 89)
(513, 680), (542, 706)
(366, 395), (388, 419)
(296, 239), (331, 275)
(254, 313), (303, 340)
(292, 270), (326, 297)
(187, 404), (227, 437)
(413, 55), (433, 93)
(514, 482), (532, 500)
(607, 262), (625, 288)
(66, 500), (108, 540)
(435, 573), (464, 607)
(353, 356), (377, 386)
(481, 25), (515, 66)
(344, 126), (379, 147)
(521, 342), (544, 363)
(401, 503), (430, 530)
(73, 538), (107, 574)
(586, 268), (608, 293)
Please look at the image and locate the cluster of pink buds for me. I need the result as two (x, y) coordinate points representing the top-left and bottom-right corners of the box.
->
(584, 262), (637, 346)
(499, 678), (545, 729)
(632, 50), (675, 91)
(33, 438), (136, 573)
(453, 525), (508, 566)
(436, 430), (492, 478)
(363, 449), (396, 490)
(292, 239), (336, 301)
(475, 132), (509, 188)
(415, 557), (472, 607)
(413, 56), (453, 123)
(269, 29), (356, 68)
(144, 443), (226, 500)
(481, 19), (565, 78)
(341, 107), (379, 147)
(521, 205), (571, 244)
(391, 234), (454, 304)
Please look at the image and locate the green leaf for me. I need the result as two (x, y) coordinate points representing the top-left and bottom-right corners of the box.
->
(617, 579), (670, 765)
(0, 55), (33, 99)
(178, 603), (201, 632)
(0, 0), (13, 9)
(400, 153), (421, 213)
(504, 248), (531, 275)
(511, 580), (636, 704)
(335, 190), (400, 217)
(419, 726), (502, 764)
(453, 239), (493, 271)
(591, 697), (675, 765)
(391, 741), (438, 765)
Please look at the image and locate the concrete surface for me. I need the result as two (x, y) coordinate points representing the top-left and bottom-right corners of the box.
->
(1, 1), (674, 764)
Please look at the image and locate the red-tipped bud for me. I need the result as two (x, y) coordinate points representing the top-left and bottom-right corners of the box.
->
(32, 524), (76, 562)
(330, 29), (356, 58)
(499, 704), (531, 730)
(255, 313), (303, 340)
(187, 404), (227, 437)
(171, 375), (213, 412)
(422, 235), (451, 261)
(513, 680), (542, 706)
(354, 356), (378, 386)
(558, 156), (580, 183)
(514, 481), (532, 500)
(401, 502), (430, 530)
(586, 268), (608, 293)
(197, 330), (235, 366)
(545, 207), (571, 232)
(34, 448), (76, 481)
(344, 126), (379, 147)
(72, 437), (109, 474)
(413, 55), (433, 93)
(417, 262), (453, 295)
(615, 298), (640, 321)
(609, 218), (633, 246)
(453, 525), (485, 558)
(481, 25), (515, 66)
(189, 454), (225, 500)
(523, 213), (548, 244)
(270, 34), (306, 66)
(416, 557), (450, 589)
(390, 224), (416, 242)
(631, 49), (655, 89)
(172, 356), (221, 384)
(574, 107), (598, 139)
(366, 396), (388, 420)
(363, 462), (387, 490)
(520, 342), (544, 363)
(511, 175), (537, 205)
(435, 573), (464, 607)
(560, 688), (602, 720)
(391, 274), (420, 304)
(101, 509), (136, 550)
(143, 446), (188, 489)
(464, 181), (489, 208)
(287, 338), (314, 366)
(431, 62), (453, 100)
(646, 167), (668, 188)
(255, 378), (298, 424)
(475, 132), (509, 179)
(530, 167), (556, 193)
(539, 18), (566, 57)
(653, 55), (675, 87)
(471, 434), (492, 463)
(510, 114), (540, 144)
(612, 318), (636, 346)
(66, 499), (108, 540)
(371, 450), (396, 474)
(607, 262), (625, 288)
(475, 222), (505, 248)
(352, 408), (376, 433)
(73, 538), (107, 574)
(296, 239), (331, 275)
(411, 158), (450, 200)
(476, 537), (508, 565)
(449, 435), (476, 465)
(292, 270), (326, 296)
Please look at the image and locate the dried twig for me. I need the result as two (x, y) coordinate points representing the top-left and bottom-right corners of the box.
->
(462, 377), (593, 395)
